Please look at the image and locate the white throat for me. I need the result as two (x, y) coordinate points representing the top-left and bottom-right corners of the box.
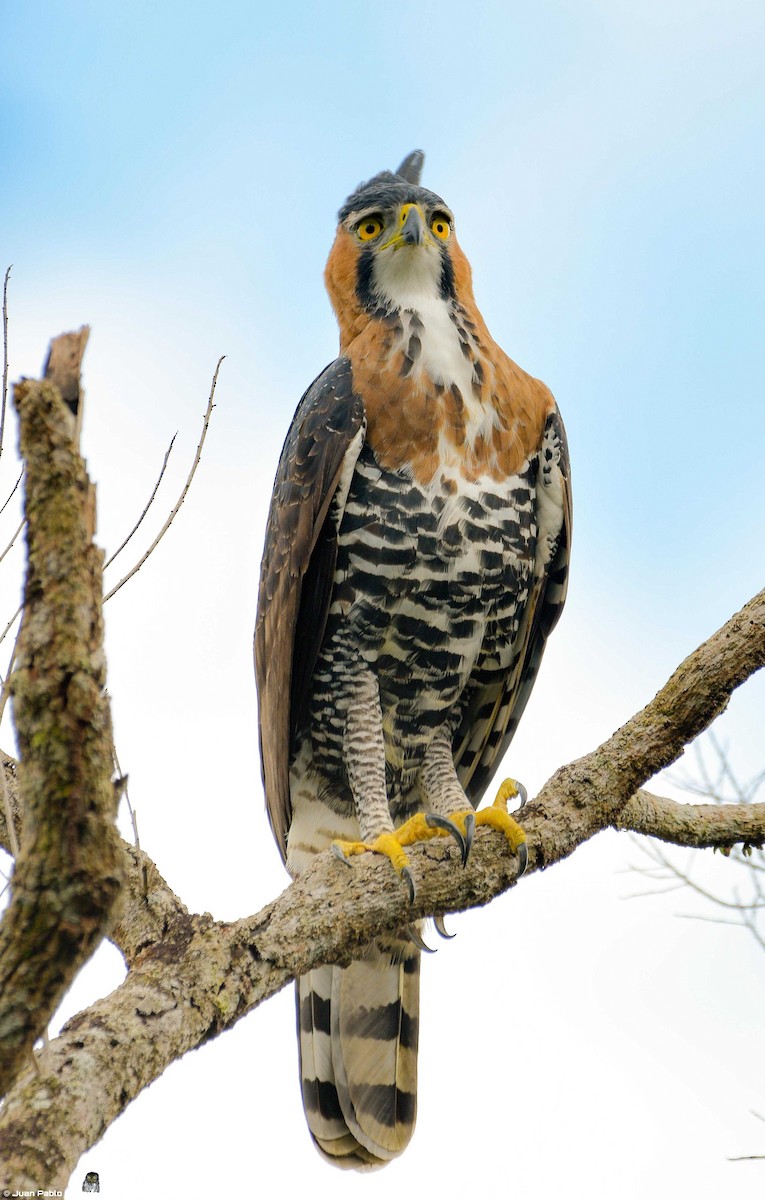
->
(372, 242), (444, 310)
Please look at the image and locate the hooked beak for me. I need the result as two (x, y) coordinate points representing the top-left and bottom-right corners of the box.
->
(381, 203), (426, 250)
(400, 204), (424, 246)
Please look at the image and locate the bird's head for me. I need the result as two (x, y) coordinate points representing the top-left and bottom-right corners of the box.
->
(325, 151), (474, 348)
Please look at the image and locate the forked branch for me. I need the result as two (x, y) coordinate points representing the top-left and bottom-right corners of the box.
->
(0, 572), (762, 1186)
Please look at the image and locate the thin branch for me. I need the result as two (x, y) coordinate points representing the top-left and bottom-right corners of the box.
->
(103, 433), (177, 570)
(627, 840), (755, 915)
(0, 518), (24, 568)
(0, 603), (21, 650)
(708, 729), (748, 799)
(0, 266), (11, 461)
(628, 740), (765, 954)
(0, 639), (20, 742)
(740, 906), (765, 952)
(0, 636), (20, 727)
(103, 359), (224, 602)
(675, 913), (749, 927)
(112, 741), (139, 849)
(728, 1110), (765, 1159)
(0, 470), (23, 519)
(622, 880), (690, 899)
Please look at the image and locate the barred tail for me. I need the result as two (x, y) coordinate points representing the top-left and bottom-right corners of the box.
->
(297, 941), (420, 1169)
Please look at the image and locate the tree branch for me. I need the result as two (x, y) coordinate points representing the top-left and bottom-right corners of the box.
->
(103, 358), (223, 603)
(616, 789), (765, 848)
(0, 266), (12, 461)
(0, 581), (762, 1188)
(0, 338), (124, 1098)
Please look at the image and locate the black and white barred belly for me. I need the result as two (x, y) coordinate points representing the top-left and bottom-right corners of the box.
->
(299, 442), (538, 812)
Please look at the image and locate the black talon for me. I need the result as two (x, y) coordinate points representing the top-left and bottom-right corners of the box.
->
(434, 915), (456, 940)
(425, 813), (466, 860)
(517, 841), (528, 877)
(462, 812), (475, 866)
(406, 924), (436, 953)
(402, 865), (416, 904)
(514, 780), (528, 807)
(331, 844), (352, 867)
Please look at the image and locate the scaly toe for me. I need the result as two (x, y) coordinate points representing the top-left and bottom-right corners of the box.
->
(474, 806), (527, 869)
(331, 836), (376, 863)
(331, 833), (417, 901)
(495, 776), (528, 810)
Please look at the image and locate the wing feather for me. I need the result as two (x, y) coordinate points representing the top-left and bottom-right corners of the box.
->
(456, 405), (572, 802)
(255, 359), (366, 858)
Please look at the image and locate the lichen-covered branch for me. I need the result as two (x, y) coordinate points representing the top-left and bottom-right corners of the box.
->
(0, 343), (125, 1098)
(0, 583), (763, 1189)
(504, 586), (765, 879)
(616, 789), (765, 847)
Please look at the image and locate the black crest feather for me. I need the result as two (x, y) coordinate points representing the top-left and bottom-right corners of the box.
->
(395, 150), (425, 185)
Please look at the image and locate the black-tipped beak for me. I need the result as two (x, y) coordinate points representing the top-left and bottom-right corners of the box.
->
(401, 205), (425, 246)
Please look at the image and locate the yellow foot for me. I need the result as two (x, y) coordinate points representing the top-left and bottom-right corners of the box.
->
(332, 830), (418, 901)
(442, 778), (528, 875)
(331, 813), (469, 902)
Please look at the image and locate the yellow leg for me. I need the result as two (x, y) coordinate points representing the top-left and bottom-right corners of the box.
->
(331, 779), (528, 900)
(332, 813), (470, 901)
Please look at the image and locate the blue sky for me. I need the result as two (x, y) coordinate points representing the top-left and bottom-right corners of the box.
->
(1, 2), (764, 1197)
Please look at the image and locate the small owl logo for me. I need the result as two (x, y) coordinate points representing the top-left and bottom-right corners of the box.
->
(82, 1171), (100, 1193)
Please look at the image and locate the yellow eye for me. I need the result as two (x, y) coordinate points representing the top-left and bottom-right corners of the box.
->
(357, 216), (383, 242)
(431, 214), (450, 240)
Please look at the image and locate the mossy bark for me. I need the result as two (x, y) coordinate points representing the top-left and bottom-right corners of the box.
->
(0, 366), (124, 1108)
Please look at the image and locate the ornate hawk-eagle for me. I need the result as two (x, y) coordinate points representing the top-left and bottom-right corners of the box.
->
(255, 151), (571, 1169)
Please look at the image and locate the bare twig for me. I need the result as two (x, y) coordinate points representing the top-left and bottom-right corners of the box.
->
(112, 741), (139, 850)
(0, 604), (21, 650)
(0, 266), (11, 461)
(729, 1111), (765, 1160)
(0, 639), (20, 733)
(628, 743), (765, 950)
(0, 518), (24, 568)
(104, 357), (224, 602)
(0, 470), (22, 519)
(104, 433), (177, 570)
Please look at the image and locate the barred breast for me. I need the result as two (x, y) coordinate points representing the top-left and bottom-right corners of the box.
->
(302, 442), (538, 814)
